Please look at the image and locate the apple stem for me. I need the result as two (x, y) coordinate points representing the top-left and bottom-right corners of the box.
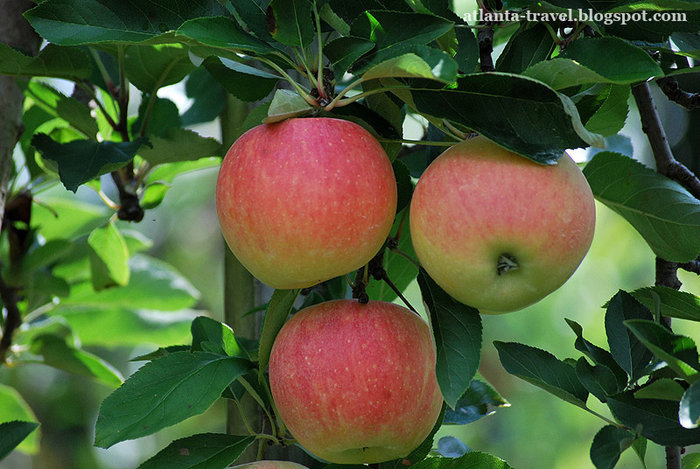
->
(497, 254), (519, 275)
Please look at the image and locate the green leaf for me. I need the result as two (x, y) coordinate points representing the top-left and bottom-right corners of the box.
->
(138, 128), (221, 166)
(605, 291), (654, 382)
(324, 36), (375, 78)
(180, 67), (226, 126)
(31, 134), (147, 192)
(264, 89), (314, 123)
(132, 97), (181, 139)
(202, 57), (278, 102)
(146, 157), (221, 185)
(625, 319), (700, 383)
(443, 373), (509, 425)
(176, 16), (277, 56)
(565, 318), (629, 391)
(22, 239), (73, 273)
(31, 197), (108, 241)
(576, 358), (622, 402)
(141, 183), (170, 210)
(683, 452), (700, 469)
(411, 451), (514, 469)
(257, 289), (300, 379)
(350, 11), (454, 72)
(410, 73), (593, 164)
(0, 385), (39, 455)
(136, 433), (255, 469)
(453, 26), (479, 74)
(190, 316), (247, 358)
(88, 221), (130, 291)
(125, 44), (195, 92)
(25, 0), (228, 45)
(365, 209), (417, 303)
(58, 255), (199, 311)
(584, 151), (700, 263)
(635, 378), (686, 401)
(631, 286), (700, 322)
(583, 85), (631, 137)
(268, 0), (314, 47)
(494, 341), (588, 408)
(0, 421), (39, 461)
(29, 334), (124, 387)
(361, 51), (457, 83)
(523, 37), (663, 89)
(496, 23), (555, 74)
(0, 43), (92, 80)
(607, 391), (700, 447)
(54, 308), (198, 347)
(95, 351), (251, 448)
(589, 425), (638, 469)
(417, 270), (482, 409)
(25, 80), (98, 139)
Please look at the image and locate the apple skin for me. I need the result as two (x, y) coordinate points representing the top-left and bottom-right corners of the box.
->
(216, 117), (397, 289)
(268, 300), (443, 464)
(230, 462), (309, 469)
(410, 136), (596, 313)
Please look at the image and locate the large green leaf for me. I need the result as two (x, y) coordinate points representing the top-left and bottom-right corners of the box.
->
(0, 422), (39, 461)
(257, 289), (300, 379)
(0, 385), (39, 455)
(87, 221), (130, 291)
(176, 16), (277, 57)
(494, 341), (588, 408)
(138, 128), (221, 166)
(443, 373), (509, 425)
(136, 433), (255, 469)
(0, 43), (92, 80)
(631, 286), (700, 322)
(607, 391), (700, 446)
(605, 291), (654, 382)
(202, 57), (278, 102)
(410, 73), (596, 164)
(25, 0), (228, 45)
(625, 319), (700, 383)
(180, 67), (226, 126)
(496, 23), (555, 74)
(268, 0), (314, 47)
(95, 351), (251, 448)
(31, 134), (147, 192)
(31, 197), (108, 241)
(680, 380), (700, 429)
(124, 44), (195, 92)
(29, 334), (124, 387)
(589, 425), (638, 469)
(324, 36), (375, 78)
(361, 51), (458, 83)
(583, 152), (700, 262)
(582, 85), (631, 137)
(417, 270), (482, 409)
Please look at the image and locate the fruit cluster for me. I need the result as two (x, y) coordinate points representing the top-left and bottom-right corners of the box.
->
(216, 117), (595, 464)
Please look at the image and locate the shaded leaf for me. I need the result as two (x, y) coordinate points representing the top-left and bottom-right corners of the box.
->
(180, 67), (226, 126)
(324, 36), (375, 78)
(418, 270), (482, 409)
(583, 85), (631, 137)
(176, 16), (276, 56)
(132, 97), (181, 138)
(496, 23), (555, 74)
(138, 128), (221, 166)
(635, 378), (686, 401)
(25, 80), (98, 139)
(31, 134), (147, 192)
(124, 44), (195, 92)
(604, 290), (655, 381)
(576, 358), (621, 402)
(631, 286), (700, 322)
(443, 373), (509, 425)
(136, 433), (254, 469)
(0, 385), (39, 455)
(583, 151), (700, 262)
(203, 57), (278, 102)
(362, 51), (457, 83)
(95, 352), (251, 448)
(0, 421), (39, 461)
(0, 43), (92, 80)
(589, 425), (637, 469)
(494, 341), (588, 407)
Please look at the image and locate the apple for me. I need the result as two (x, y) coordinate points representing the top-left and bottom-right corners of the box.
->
(268, 300), (443, 464)
(216, 117), (397, 289)
(410, 136), (595, 313)
(231, 462), (309, 469)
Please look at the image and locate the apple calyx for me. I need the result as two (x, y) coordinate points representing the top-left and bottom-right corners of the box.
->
(496, 254), (519, 275)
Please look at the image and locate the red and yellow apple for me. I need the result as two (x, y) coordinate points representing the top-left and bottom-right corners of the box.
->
(268, 300), (443, 464)
(231, 462), (309, 469)
(410, 136), (595, 313)
(216, 117), (397, 289)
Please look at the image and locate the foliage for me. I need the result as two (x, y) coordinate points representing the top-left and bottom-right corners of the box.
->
(0, 0), (698, 468)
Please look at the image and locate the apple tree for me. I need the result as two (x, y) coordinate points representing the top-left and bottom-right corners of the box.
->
(0, 0), (699, 468)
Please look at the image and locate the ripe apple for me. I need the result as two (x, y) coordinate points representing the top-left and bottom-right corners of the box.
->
(216, 117), (397, 289)
(268, 300), (443, 464)
(410, 136), (595, 313)
(231, 462), (309, 469)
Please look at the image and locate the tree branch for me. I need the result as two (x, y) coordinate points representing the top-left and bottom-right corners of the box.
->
(631, 82), (700, 200)
(679, 260), (700, 275)
(477, 22), (495, 72)
(0, 269), (21, 364)
(656, 77), (700, 111)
